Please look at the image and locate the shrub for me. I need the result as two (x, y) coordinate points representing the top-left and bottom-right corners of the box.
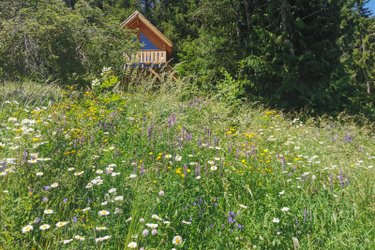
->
(0, 0), (137, 84)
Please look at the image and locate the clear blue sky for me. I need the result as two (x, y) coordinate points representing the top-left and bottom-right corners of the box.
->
(367, 0), (375, 16)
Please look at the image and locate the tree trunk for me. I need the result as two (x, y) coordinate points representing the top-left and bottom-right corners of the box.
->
(281, 0), (295, 56)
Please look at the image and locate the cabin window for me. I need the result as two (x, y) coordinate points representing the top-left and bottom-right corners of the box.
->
(140, 33), (159, 50)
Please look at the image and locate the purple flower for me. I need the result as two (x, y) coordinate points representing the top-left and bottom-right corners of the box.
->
(167, 113), (176, 127)
(229, 211), (236, 217)
(237, 223), (243, 230)
(63, 198), (68, 203)
(344, 134), (353, 142)
(43, 186), (50, 191)
(228, 216), (235, 223)
(42, 196), (48, 202)
(228, 211), (237, 224)
(23, 150), (28, 161)
(72, 217), (78, 223)
(34, 217), (41, 223)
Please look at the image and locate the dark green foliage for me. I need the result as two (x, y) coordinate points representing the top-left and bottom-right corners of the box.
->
(0, 0), (374, 118)
(0, 0), (137, 84)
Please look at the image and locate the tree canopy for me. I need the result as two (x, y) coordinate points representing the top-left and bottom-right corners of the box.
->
(0, 0), (374, 117)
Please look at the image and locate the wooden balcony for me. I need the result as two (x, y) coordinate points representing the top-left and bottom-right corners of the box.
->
(126, 50), (167, 65)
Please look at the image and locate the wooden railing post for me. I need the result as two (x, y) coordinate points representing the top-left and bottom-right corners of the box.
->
(129, 51), (167, 65)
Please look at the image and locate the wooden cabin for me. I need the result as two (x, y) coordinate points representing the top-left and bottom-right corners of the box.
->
(121, 11), (173, 67)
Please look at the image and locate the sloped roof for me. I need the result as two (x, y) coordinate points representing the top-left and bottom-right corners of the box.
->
(121, 11), (173, 48)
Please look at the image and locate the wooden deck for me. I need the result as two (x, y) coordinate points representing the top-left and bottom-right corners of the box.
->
(126, 50), (167, 65)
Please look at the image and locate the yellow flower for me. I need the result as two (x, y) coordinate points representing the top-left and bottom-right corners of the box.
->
(265, 110), (276, 115)
(175, 168), (182, 175)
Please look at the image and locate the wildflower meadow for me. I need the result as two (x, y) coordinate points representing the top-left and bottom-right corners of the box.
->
(0, 74), (374, 249)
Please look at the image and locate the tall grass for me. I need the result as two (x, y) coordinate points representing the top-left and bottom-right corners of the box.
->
(0, 75), (374, 249)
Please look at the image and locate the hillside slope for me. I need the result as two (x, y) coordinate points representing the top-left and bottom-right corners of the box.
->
(0, 82), (374, 249)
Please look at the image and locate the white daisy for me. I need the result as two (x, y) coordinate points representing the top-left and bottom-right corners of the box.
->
(22, 225), (33, 233)
(55, 221), (69, 228)
(127, 242), (137, 248)
(95, 226), (108, 231)
(39, 224), (51, 230)
(61, 239), (73, 244)
(172, 235), (183, 245)
(146, 223), (158, 229)
(50, 182), (59, 188)
(98, 210), (110, 216)
(281, 207), (290, 212)
(151, 214), (162, 221)
(74, 171), (84, 176)
(95, 235), (111, 243)
(74, 235), (85, 241)
(44, 209), (53, 215)
(114, 196), (123, 201)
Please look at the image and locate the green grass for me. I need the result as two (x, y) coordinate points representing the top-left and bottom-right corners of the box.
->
(0, 80), (374, 249)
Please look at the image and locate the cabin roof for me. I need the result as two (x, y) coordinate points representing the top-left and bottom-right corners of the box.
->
(121, 11), (173, 48)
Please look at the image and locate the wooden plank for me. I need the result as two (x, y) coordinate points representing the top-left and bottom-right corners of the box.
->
(149, 68), (162, 81)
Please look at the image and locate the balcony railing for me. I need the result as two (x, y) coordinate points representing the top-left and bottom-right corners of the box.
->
(126, 50), (167, 65)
